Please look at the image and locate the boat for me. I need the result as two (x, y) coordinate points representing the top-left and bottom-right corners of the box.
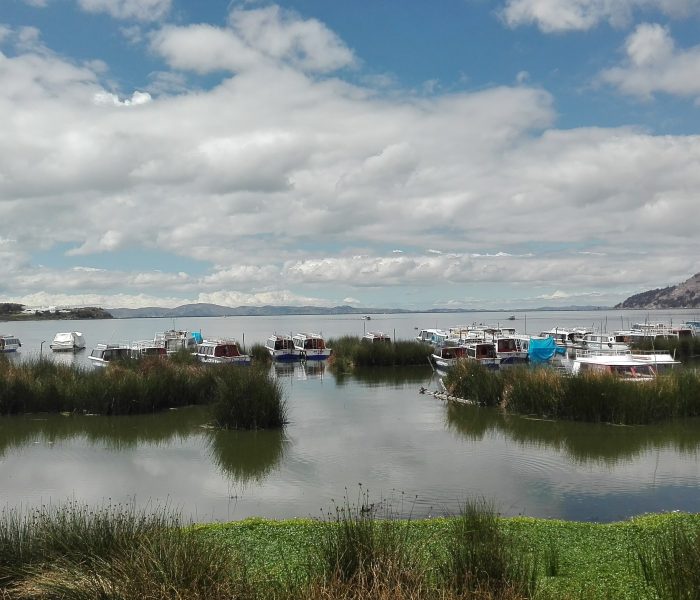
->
(292, 333), (332, 360)
(629, 351), (681, 374)
(265, 335), (304, 361)
(362, 315), (372, 320)
(538, 327), (590, 349)
(492, 336), (529, 364)
(431, 345), (466, 368)
(88, 343), (131, 368)
(0, 335), (21, 353)
(130, 340), (167, 359)
(49, 331), (86, 352)
(154, 330), (202, 354)
(362, 331), (391, 344)
(572, 352), (660, 380)
(195, 340), (251, 365)
(465, 342), (500, 368)
(581, 333), (630, 354)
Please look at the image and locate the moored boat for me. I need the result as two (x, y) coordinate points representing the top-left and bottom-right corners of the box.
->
(154, 330), (202, 354)
(50, 331), (86, 352)
(265, 335), (304, 361)
(292, 333), (332, 360)
(195, 340), (251, 365)
(362, 331), (391, 344)
(572, 352), (660, 380)
(0, 335), (21, 353)
(581, 333), (630, 354)
(88, 343), (131, 368)
(432, 345), (466, 369)
(465, 342), (500, 368)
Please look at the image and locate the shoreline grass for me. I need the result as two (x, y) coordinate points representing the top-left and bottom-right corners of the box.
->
(328, 336), (433, 371)
(0, 356), (286, 429)
(444, 361), (700, 425)
(1, 499), (698, 599)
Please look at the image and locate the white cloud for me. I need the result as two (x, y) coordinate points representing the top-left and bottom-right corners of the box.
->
(77, 0), (171, 22)
(501, 0), (700, 32)
(93, 90), (152, 106)
(600, 24), (700, 99)
(150, 5), (354, 76)
(1, 6), (699, 308)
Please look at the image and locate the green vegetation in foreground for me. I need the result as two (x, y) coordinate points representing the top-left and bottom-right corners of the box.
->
(1, 499), (699, 599)
(444, 361), (700, 425)
(0, 356), (286, 429)
(328, 336), (433, 372)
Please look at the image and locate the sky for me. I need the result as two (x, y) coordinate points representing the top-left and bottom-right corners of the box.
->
(1, 0), (700, 310)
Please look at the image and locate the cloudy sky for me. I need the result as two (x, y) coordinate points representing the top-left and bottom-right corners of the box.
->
(1, 0), (699, 310)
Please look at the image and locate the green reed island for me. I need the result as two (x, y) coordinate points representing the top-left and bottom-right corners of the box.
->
(0, 353), (286, 430)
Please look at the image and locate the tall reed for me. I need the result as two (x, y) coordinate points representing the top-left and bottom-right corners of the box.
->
(443, 361), (503, 407)
(0, 357), (286, 429)
(210, 366), (287, 430)
(638, 520), (700, 600)
(0, 502), (250, 600)
(439, 499), (538, 598)
(328, 336), (433, 370)
(446, 364), (700, 425)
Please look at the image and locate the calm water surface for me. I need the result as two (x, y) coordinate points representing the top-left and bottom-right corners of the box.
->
(1, 310), (699, 522)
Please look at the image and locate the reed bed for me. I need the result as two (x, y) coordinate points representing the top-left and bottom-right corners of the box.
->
(638, 520), (700, 600)
(249, 343), (273, 364)
(444, 363), (700, 425)
(0, 356), (286, 429)
(210, 366), (287, 430)
(328, 336), (433, 370)
(0, 502), (251, 600)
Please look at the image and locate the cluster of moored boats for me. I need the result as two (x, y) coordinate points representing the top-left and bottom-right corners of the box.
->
(420, 321), (698, 379)
(1, 320), (697, 380)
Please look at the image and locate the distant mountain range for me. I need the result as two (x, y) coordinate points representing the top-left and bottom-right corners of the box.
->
(107, 303), (609, 319)
(615, 273), (700, 309)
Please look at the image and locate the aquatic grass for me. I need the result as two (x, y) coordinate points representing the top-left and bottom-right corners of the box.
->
(446, 364), (700, 425)
(327, 336), (433, 370)
(638, 520), (700, 600)
(438, 499), (538, 598)
(0, 357), (286, 429)
(0, 502), (251, 600)
(443, 361), (504, 407)
(250, 343), (272, 364)
(316, 489), (421, 589)
(210, 365), (287, 430)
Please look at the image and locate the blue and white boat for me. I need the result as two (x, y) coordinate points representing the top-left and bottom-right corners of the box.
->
(292, 333), (332, 360)
(265, 335), (304, 361)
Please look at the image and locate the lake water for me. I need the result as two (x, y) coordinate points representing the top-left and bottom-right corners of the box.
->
(1, 309), (699, 522)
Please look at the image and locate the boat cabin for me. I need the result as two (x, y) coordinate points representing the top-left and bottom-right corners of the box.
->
(0, 336), (21, 353)
(362, 332), (391, 343)
(196, 340), (251, 365)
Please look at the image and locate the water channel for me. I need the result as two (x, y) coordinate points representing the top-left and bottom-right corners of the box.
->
(1, 309), (699, 522)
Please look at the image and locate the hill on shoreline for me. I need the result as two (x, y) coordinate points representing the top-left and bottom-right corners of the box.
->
(615, 273), (700, 309)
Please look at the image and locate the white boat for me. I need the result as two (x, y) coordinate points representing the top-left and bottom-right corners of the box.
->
(415, 328), (448, 344)
(492, 336), (529, 364)
(292, 333), (332, 360)
(265, 335), (304, 362)
(581, 333), (630, 354)
(629, 351), (681, 374)
(50, 331), (86, 352)
(0, 335), (21, 353)
(362, 331), (391, 344)
(432, 345), (466, 368)
(195, 340), (251, 365)
(88, 343), (131, 368)
(572, 352), (663, 380)
(465, 342), (500, 368)
(130, 340), (167, 359)
(539, 327), (590, 349)
(154, 330), (201, 354)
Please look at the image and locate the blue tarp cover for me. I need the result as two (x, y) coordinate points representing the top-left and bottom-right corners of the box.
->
(191, 331), (203, 343)
(528, 337), (559, 363)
